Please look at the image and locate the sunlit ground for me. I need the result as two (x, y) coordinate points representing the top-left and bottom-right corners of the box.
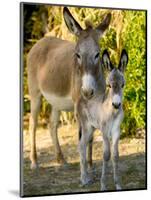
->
(23, 124), (146, 197)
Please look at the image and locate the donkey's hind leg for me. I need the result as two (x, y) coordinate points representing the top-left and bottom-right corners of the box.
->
(29, 92), (42, 169)
(49, 108), (66, 164)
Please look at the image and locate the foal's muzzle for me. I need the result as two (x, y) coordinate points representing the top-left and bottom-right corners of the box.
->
(112, 102), (121, 109)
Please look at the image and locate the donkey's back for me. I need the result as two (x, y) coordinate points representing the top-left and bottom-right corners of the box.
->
(27, 36), (75, 98)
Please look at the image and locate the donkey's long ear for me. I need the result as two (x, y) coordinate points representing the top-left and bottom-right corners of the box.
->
(118, 49), (128, 72)
(102, 49), (113, 71)
(63, 7), (83, 36)
(96, 13), (111, 37)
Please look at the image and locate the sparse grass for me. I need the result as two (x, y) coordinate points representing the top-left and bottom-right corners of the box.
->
(22, 124), (146, 196)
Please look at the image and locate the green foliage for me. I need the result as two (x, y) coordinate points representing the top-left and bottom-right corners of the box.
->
(121, 11), (146, 136)
(23, 5), (146, 137)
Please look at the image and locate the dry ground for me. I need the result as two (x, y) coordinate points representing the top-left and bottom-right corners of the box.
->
(23, 124), (146, 197)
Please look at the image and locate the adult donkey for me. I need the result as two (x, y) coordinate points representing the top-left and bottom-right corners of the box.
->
(27, 7), (111, 169)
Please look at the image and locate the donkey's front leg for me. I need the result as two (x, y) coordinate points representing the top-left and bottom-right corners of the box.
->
(112, 129), (121, 190)
(101, 135), (110, 191)
(79, 125), (93, 185)
(87, 135), (93, 170)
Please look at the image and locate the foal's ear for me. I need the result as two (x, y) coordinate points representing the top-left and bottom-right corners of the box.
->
(96, 13), (111, 37)
(63, 7), (83, 36)
(118, 49), (128, 72)
(102, 50), (113, 71)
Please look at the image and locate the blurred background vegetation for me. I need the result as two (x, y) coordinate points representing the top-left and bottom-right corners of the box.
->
(23, 4), (146, 137)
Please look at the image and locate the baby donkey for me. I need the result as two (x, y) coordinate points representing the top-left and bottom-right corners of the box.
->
(77, 49), (128, 190)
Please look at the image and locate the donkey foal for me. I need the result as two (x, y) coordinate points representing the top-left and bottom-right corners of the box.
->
(77, 49), (128, 190)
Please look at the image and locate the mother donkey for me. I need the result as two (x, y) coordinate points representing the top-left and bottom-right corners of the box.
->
(27, 7), (111, 169)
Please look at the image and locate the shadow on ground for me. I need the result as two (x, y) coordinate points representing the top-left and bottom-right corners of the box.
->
(22, 143), (146, 197)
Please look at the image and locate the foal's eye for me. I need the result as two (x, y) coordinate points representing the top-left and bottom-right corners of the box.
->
(108, 84), (111, 88)
(94, 52), (100, 60)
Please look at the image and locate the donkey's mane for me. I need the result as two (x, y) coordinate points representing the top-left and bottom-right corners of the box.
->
(85, 20), (93, 30)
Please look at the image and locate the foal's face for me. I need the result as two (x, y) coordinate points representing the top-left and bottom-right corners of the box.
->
(102, 49), (128, 109)
(63, 7), (111, 99)
(108, 69), (125, 109)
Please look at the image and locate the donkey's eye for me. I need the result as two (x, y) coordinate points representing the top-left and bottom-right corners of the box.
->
(122, 83), (124, 88)
(75, 53), (81, 59)
(95, 52), (100, 60)
(108, 84), (111, 88)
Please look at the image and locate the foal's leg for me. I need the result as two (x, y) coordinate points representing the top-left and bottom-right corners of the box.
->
(79, 125), (94, 185)
(49, 108), (66, 164)
(29, 93), (41, 169)
(78, 124), (94, 169)
(101, 134), (110, 191)
(87, 135), (93, 170)
(111, 129), (121, 190)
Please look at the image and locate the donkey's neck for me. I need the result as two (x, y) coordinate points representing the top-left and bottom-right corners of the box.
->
(96, 65), (106, 96)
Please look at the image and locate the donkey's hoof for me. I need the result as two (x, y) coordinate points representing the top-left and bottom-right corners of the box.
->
(101, 184), (107, 191)
(57, 157), (67, 165)
(56, 153), (67, 165)
(88, 165), (96, 173)
(30, 162), (38, 170)
(60, 161), (70, 170)
(116, 184), (122, 190)
(81, 176), (93, 186)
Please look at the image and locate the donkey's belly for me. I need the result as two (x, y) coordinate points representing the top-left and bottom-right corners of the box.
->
(42, 91), (74, 111)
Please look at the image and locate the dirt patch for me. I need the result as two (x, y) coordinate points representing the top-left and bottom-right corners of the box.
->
(22, 124), (146, 196)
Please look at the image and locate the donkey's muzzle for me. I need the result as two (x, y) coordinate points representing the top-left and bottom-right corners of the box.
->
(112, 102), (121, 109)
(81, 88), (94, 99)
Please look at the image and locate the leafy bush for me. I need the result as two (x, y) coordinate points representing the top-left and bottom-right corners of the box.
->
(23, 4), (146, 137)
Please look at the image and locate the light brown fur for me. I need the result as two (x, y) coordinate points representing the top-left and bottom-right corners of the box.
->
(27, 7), (111, 169)
(27, 37), (75, 97)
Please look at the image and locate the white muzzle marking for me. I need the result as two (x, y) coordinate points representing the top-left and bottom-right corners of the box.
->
(112, 94), (121, 105)
(82, 73), (96, 92)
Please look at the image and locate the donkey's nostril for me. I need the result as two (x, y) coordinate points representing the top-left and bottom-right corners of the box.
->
(112, 102), (121, 109)
(90, 89), (94, 96)
(81, 89), (94, 99)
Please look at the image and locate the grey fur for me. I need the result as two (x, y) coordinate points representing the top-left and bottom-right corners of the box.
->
(76, 49), (128, 190)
